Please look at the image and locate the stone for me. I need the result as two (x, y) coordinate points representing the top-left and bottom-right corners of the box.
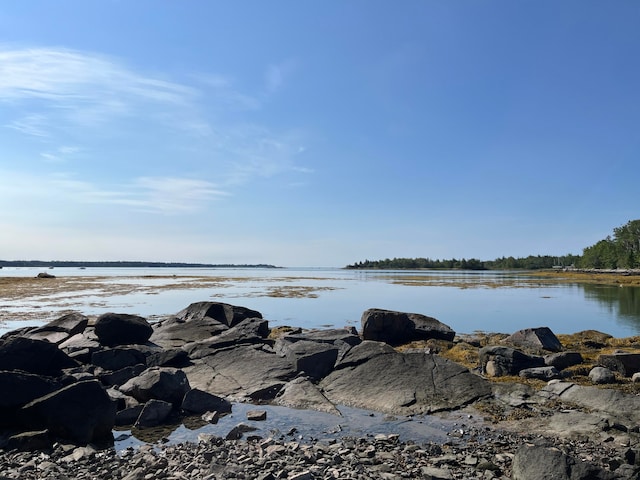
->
(512, 444), (617, 479)
(183, 317), (270, 358)
(479, 346), (544, 376)
(589, 366), (616, 384)
(0, 371), (62, 426)
(246, 409), (267, 421)
(4, 430), (51, 451)
(135, 399), (174, 428)
(120, 367), (191, 406)
(0, 337), (78, 376)
(94, 313), (153, 346)
(181, 388), (232, 415)
(91, 347), (147, 370)
(320, 341), (491, 414)
(21, 379), (116, 444)
(145, 348), (190, 368)
(361, 308), (455, 345)
(98, 364), (146, 387)
(502, 327), (563, 352)
(544, 351), (584, 370)
(225, 423), (257, 440)
(598, 352), (640, 377)
(632, 372), (640, 383)
(519, 366), (562, 380)
(275, 339), (339, 380)
(275, 377), (341, 415)
(183, 344), (296, 401)
(24, 312), (89, 345)
(115, 405), (144, 427)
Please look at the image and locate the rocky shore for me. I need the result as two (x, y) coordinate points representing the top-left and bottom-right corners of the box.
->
(1, 301), (640, 479)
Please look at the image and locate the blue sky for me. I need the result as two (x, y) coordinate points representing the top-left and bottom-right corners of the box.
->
(0, 1), (638, 267)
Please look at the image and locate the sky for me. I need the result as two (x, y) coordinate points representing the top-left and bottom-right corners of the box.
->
(0, 1), (638, 267)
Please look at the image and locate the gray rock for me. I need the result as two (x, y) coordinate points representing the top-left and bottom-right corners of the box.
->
(589, 366), (616, 384)
(512, 444), (617, 479)
(184, 344), (296, 401)
(544, 351), (584, 370)
(98, 364), (146, 387)
(177, 301), (263, 327)
(361, 308), (455, 345)
(21, 379), (116, 444)
(275, 377), (341, 415)
(120, 367), (191, 406)
(24, 312), (89, 345)
(184, 317), (270, 359)
(4, 430), (51, 452)
(480, 346), (544, 376)
(91, 347), (147, 370)
(519, 366), (562, 380)
(247, 409), (267, 421)
(0, 371), (62, 424)
(598, 352), (640, 377)
(135, 399), (174, 428)
(0, 337), (78, 376)
(94, 313), (153, 347)
(115, 405), (144, 427)
(225, 422), (257, 440)
(181, 388), (232, 415)
(320, 341), (491, 414)
(503, 327), (563, 352)
(275, 339), (339, 380)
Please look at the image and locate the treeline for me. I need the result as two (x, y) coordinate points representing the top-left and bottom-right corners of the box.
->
(346, 219), (640, 271)
(0, 260), (278, 269)
(580, 220), (640, 269)
(346, 255), (579, 271)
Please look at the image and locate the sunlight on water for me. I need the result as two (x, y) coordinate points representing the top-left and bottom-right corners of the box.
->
(1, 267), (639, 337)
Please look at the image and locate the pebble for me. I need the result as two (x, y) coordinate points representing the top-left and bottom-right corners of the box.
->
(0, 423), (634, 479)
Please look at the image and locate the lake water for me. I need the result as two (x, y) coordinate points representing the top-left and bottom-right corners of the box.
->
(2, 267), (640, 338)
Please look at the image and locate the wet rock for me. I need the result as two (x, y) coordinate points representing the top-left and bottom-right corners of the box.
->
(181, 388), (232, 415)
(361, 308), (455, 345)
(94, 313), (153, 347)
(247, 409), (267, 421)
(502, 327), (563, 353)
(135, 399), (173, 428)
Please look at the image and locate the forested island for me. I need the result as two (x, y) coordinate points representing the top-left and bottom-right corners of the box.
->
(347, 219), (640, 270)
(0, 261), (277, 269)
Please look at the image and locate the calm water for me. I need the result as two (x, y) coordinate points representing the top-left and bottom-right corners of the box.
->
(1, 267), (640, 337)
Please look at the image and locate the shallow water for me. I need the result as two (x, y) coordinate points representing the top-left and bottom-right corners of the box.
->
(1, 267), (639, 337)
(114, 402), (467, 452)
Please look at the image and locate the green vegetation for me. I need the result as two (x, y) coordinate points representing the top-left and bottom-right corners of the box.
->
(579, 219), (640, 269)
(347, 219), (640, 270)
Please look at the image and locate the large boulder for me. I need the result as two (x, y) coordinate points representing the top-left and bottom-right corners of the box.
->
(94, 313), (153, 346)
(135, 399), (173, 428)
(120, 367), (190, 406)
(181, 388), (232, 415)
(479, 346), (545, 377)
(502, 327), (563, 353)
(598, 352), (640, 377)
(150, 302), (263, 349)
(319, 341), (491, 414)
(0, 371), (63, 427)
(20, 379), (116, 444)
(91, 347), (147, 371)
(183, 344), (296, 401)
(275, 377), (341, 415)
(275, 339), (340, 380)
(24, 312), (89, 345)
(512, 444), (617, 480)
(183, 317), (270, 359)
(361, 308), (455, 345)
(0, 337), (78, 376)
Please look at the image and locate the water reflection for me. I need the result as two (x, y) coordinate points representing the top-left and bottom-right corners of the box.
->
(582, 284), (640, 332)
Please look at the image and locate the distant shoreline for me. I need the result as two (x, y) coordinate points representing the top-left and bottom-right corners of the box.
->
(0, 260), (279, 269)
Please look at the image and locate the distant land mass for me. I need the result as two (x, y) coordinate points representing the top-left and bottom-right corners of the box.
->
(0, 260), (278, 269)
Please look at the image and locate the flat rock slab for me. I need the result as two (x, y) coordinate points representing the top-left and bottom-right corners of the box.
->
(275, 377), (341, 416)
(320, 341), (491, 415)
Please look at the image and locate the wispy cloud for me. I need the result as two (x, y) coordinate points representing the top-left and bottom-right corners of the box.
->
(265, 59), (296, 94)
